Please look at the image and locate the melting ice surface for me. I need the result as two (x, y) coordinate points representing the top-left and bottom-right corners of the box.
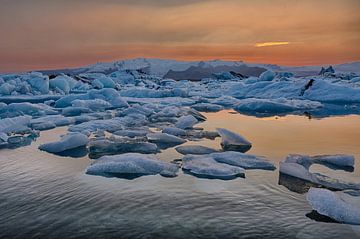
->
(1, 62), (360, 238)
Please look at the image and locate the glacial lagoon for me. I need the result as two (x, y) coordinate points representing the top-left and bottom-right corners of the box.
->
(0, 110), (359, 239)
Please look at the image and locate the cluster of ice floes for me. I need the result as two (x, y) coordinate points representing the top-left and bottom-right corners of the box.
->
(280, 154), (358, 191)
(278, 154), (360, 224)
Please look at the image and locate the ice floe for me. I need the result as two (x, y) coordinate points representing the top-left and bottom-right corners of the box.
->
(217, 128), (252, 152)
(280, 154), (359, 190)
(86, 153), (179, 178)
(39, 133), (89, 154)
(307, 188), (360, 225)
(175, 145), (218, 155)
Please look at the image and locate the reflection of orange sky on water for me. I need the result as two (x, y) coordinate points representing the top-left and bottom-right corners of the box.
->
(198, 111), (360, 178)
(0, 0), (359, 72)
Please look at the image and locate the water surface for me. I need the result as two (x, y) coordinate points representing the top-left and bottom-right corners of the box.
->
(0, 111), (359, 239)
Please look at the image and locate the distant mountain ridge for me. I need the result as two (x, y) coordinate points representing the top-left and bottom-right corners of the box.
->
(38, 58), (360, 78)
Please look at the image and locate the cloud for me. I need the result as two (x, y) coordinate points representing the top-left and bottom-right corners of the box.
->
(255, 42), (290, 47)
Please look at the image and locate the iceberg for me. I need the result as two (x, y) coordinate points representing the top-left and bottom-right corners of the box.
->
(210, 151), (276, 170)
(234, 98), (323, 114)
(175, 115), (198, 129)
(86, 153), (179, 178)
(216, 128), (252, 152)
(0, 116), (31, 134)
(162, 127), (187, 136)
(0, 102), (58, 118)
(259, 70), (275, 81)
(89, 139), (158, 158)
(39, 132), (89, 154)
(147, 132), (186, 145)
(280, 154), (359, 190)
(191, 103), (224, 112)
(175, 145), (218, 155)
(307, 188), (360, 225)
(182, 154), (245, 179)
(71, 99), (112, 111)
(62, 107), (92, 116)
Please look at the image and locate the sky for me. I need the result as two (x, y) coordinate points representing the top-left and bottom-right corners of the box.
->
(0, 0), (359, 72)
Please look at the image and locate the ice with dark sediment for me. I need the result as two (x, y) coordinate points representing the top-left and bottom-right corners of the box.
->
(86, 153), (179, 178)
(216, 128), (252, 152)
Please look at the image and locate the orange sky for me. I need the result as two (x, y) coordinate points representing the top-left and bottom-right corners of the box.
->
(0, 0), (359, 72)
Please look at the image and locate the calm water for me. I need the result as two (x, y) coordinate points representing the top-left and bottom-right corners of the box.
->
(0, 111), (359, 239)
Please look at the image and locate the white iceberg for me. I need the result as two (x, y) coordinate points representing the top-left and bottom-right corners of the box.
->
(86, 153), (179, 177)
(216, 128), (252, 152)
(39, 133), (89, 154)
(307, 188), (360, 225)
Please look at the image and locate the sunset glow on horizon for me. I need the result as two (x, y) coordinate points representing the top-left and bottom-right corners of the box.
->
(0, 0), (359, 72)
(255, 42), (290, 47)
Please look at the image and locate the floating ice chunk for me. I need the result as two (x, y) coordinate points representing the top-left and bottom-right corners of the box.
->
(147, 132), (186, 145)
(175, 115), (198, 129)
(304, 80), (360, 103)
(26, 73), (49, 94)
(162, 127), (187, 136)
(234, 98), (322, 114)
(280, 154), (360, 190)
(94, 76), (116, 88)
(210, 96), (241, 107)
(0, 83), (15, 95)
(30, 115), (75, 130)
(211, 151), (276, 170)
(216, 128), (252, 152)
(54, 89), (128, 108)
(86, 153), (179, 178)
(350, 76), (360, 83)
(49, 76), (71, 94)
(191, 103), (224, 112)
(72, 99), (112, 111)
(113, 129), (151, 138)
(0, 116), (31, 134)
(307, 188), (360, 225)
(175, 145), (218, 155)
(89, 139), (158, 158)
(311, 154), (355, 168)
(0, 102), (58, 118)
(259, 70), (275, 81)
(62, 107), (92, 116)
(182, 154), (245, 179)
(39, 133), (88, 154)
(69, 115), (146, 133)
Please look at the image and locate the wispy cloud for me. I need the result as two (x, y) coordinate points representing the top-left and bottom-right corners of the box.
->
(255, 42), (290, 47)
